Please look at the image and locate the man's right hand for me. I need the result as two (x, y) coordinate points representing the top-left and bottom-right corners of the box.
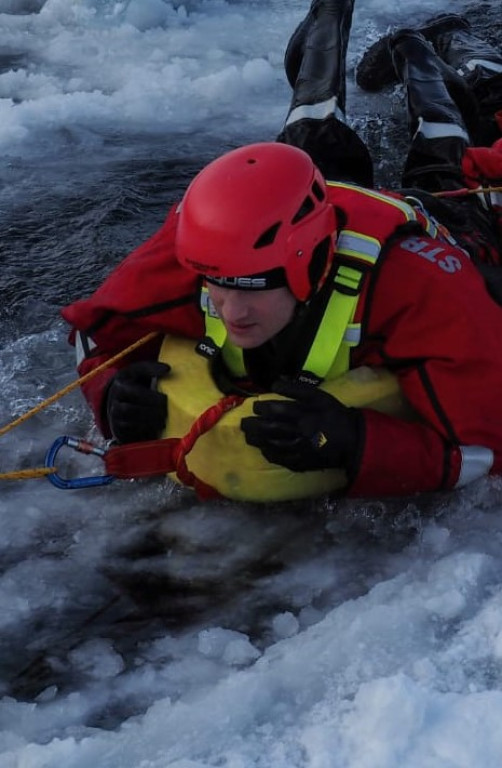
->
(106, 361), (171, 443)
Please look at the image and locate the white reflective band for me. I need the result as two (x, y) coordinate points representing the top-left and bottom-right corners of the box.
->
(285, 96), (345, 127)
(473, 188), (502, 212)
(455, 445), (494, 488)
(337, 232), (381, 262)
(75, 331), (97, 367)
(200, 290), (219, 318)
(415, 117), (470, 142)
(76, 333), (85, 366)
(343, 324), (361, 345)
(463, 58), (502, 74)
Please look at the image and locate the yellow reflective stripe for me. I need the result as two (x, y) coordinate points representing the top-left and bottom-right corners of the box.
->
(200, 287), (247, 377)
(327, 181), (418, 221)
(329, 344), (351, 379)
(205, 316), (225, 347)
(325, 323), (365, 378)
(337, 231), (380, 263)
(201, 289), (226, 346)
(332, 181), (441, 241)
(303, 286), (358, 378)
(335, 264), (364, 291)
(404, 194), (440, 238)
(418, 206), (439, 237)
(222, 344), (246, 377)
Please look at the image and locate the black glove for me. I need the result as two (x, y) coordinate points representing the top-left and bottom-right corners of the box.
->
(106, 361), (171, 443)
(241, 378), (362, 473)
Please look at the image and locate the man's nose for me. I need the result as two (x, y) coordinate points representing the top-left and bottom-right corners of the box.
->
(222, 293), (249, 321)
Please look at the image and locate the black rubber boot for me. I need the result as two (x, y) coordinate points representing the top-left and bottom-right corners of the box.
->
(434, 25), (502, 86)
(433, 24), (502, 144)
(284, 11), (312, 89)
(285, 0), (355, 118)
(278, 0), (373, 187)
(355, 13), (469, 93)
(391, 31), (477, 140)
(391, 31), (473, 192)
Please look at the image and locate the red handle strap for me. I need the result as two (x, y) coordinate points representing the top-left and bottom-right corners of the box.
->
(104, 394), (245, 499)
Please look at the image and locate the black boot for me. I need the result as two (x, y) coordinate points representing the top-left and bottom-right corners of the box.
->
(433, 25), (502, 144)
(391, 31), (473, 192)
(434, 25), (502, 87)
(285, 0), (355, 120)
(356, 14), (469, 92)
(284, 11), (313, 89)
(391, 31), (478, 141)
(278, 0), (374, 187)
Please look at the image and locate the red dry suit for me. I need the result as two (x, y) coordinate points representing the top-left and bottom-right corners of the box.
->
(462, 133), (502, 242)
(61, 174), (502, 498)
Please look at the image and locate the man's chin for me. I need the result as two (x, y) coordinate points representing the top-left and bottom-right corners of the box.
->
(227, 330), (264, 349)
(229, 337), (259, 350)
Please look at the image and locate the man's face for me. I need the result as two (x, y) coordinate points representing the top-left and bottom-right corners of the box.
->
(206, 284), (297, 349)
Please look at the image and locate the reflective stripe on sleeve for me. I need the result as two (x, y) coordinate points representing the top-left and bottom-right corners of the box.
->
(336, 231), (381, 263)
(455, 445), (494, 488)
(75, 331), (97, 367)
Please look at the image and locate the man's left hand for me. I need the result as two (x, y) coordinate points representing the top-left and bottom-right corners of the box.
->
(241, 378), (362, 473)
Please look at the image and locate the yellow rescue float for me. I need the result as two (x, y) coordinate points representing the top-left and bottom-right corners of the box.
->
(157, 336), (412, 503)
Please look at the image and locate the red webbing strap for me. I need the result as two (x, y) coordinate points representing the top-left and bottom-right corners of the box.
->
(104, 394), (245, 499)
(105, 438), (180, 478)
(173, 394), (244, 499)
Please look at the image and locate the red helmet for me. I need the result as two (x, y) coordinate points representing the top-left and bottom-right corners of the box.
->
(175, 142), (336, 301)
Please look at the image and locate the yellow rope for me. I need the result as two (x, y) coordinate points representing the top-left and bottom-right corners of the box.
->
(0, 468), (56, 480)
(432, 185), (502, 198)
(0, 331), (159, 481)
(0, 331), (158, 438)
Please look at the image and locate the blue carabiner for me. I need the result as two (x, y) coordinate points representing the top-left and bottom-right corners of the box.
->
(45, 436), (115, 489)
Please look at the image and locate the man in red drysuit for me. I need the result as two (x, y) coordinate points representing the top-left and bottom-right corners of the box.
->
(62, 0), (502, 498)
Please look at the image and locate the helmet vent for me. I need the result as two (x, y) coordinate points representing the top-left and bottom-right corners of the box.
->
(312, 181), (325, 201)
(253, 222), (281, 249)
(292, 196), (315, 224)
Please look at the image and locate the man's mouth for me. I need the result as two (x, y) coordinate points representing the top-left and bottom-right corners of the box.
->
(228, 322), (255, 334)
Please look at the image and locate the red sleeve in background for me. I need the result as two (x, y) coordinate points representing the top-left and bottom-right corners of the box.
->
(462, 133), (502, 187)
